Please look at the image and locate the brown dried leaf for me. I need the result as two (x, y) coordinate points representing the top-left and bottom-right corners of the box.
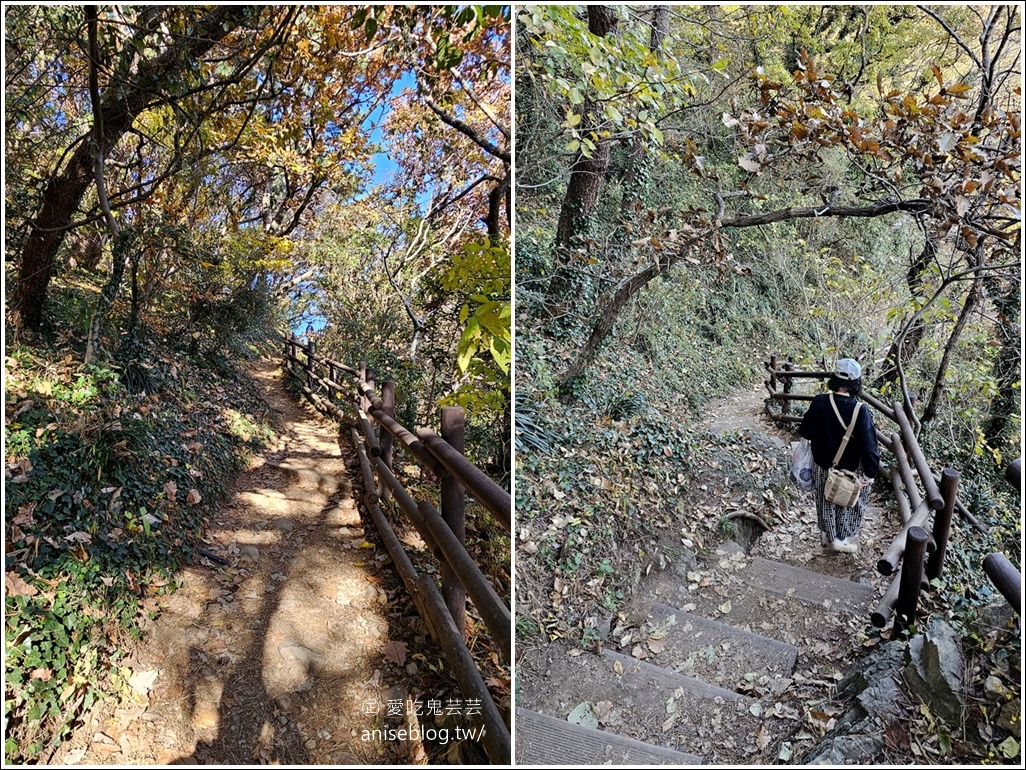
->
(755, 723), (771, 750)
(382, 640), (408, 666)
(13, 503), (35, 527)
(5, 572), (38, 598)
(187, 488), (201, 505)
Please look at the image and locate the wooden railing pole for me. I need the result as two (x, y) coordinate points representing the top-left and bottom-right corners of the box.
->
(378, 381), (396, 502)
(926, 468), (958, 581)
(888, 431), (923, 511)
(892, 526), (929, 639)
(769, 354), (777, 391)
(782, 358), (793, 415)
(983, 553), (1022, 615)
(306, 338), (316, 391)
(365, 367), (376, 425)
(1007, 458), (1022, 491)
(358, 360), (368, 412)
(440, 406), (467, 640)
(892, 401), (944, 510)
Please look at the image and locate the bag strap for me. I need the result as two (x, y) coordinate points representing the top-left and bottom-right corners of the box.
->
(829, 394), (861, 468)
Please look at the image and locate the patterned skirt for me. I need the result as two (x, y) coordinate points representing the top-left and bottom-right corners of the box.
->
(812, 463), (871, 541)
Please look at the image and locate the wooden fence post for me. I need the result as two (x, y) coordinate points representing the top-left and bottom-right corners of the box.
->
(892, 526), (929, 639)
(378, 381), (396, 502)
(769, 354), (778, 391)
(365, 367), (376, 424)
(782, 359), (794, 415)
(306, 338), (316, 391)
(358, 360), (368, 412)
(440, 406), (467, 640)
(926, 468), (958, 582)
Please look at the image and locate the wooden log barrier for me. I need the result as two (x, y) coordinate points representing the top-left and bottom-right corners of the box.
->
(350, 427), (510, 763)
(377, 381), (396, 502)
(891, 526), (929, 639)
(925, 468), (958, 581)
(877, 499), (934, 576)
(983, 553), (1021, 615)
(1005, 458), (1021, 491)
(892, 401), (943, 510)
(888, 467), (912, 525)
(888, 432), (923, 511)
(440, 406), (468, 641)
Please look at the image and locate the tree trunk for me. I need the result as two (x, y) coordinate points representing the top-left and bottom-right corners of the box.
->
(983, 269), (1021, 447)
(921, 276), (980, 422)
(618, 6), (669, 220)
(9, 5), (250, 333)
(547, 6), (620, 327)
(551, 5), (619, 259)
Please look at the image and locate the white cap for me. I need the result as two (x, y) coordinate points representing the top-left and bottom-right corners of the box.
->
(835, 358), (862, 380)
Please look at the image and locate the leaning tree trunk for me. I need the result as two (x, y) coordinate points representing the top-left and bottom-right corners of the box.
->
(921, 275), (981, 423)
(9, 5), (250, 334)
(556, 198), (932, 395)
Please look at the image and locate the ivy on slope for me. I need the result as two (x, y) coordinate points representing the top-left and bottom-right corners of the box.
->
(4, 342), (275, 762)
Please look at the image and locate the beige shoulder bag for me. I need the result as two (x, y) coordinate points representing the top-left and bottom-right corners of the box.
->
(822, 394), (862, 508)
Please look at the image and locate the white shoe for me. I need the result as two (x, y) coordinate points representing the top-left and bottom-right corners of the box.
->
(831, 538), (858, 554)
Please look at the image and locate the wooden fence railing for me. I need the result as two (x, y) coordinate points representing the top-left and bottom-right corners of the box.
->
(763, 355), (1012, 635)
(283, 333), (511, 763)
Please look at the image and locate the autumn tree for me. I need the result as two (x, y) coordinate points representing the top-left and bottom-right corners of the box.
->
(522, 6), (1020, 421)
(6, 5), (260, 333)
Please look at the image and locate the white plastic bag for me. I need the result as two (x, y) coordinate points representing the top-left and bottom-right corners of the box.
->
(790, 439), (814, 492)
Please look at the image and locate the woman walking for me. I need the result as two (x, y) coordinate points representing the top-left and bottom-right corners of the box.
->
(799, 359), (880, 553)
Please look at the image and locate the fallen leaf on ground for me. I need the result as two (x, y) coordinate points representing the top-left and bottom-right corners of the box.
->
(127, 668), (158, 696)
(381, 640), (408, 666)
(567, 702), (598, 729)
(5, 572), (38, 598)
(755, 723), (771, 749)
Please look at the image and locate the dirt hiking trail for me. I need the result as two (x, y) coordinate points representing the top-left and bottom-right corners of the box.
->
(52, 360), (415, 765)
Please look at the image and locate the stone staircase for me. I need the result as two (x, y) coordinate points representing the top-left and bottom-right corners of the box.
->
(516, 543), (878, 765)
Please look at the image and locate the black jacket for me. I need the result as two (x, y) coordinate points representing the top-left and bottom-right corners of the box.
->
(799, 392), (880, 478)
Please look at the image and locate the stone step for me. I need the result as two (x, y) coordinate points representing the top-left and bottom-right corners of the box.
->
(645, 603), (798, 687)
(747, 556), (876, 613)
(515, 708), (701, 766)
(515, 640), (759, 762)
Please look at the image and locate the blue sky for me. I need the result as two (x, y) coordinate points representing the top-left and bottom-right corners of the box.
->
(366, 70), (417, 188)
(293, 71), (415, 335)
